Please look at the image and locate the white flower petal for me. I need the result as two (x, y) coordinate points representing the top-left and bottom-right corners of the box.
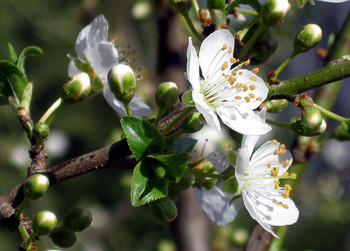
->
(103, 85), (127, 116)
(235, 146), (250, 185)
(129, 94), (152, 117)
(217, 105), (271, 135)
(68, 59), (81, 77)
(317, 0), (349, 2)
(75, 15), (109, 59)
(207, 147), (230, 173)
(192, 89), (221, 131)
(195, 186), (237, 226)
(186, 37), (201, 92)
(84, 42), (119, 78)
(234, 69), (268, 110)
(199, 29), (234, 82)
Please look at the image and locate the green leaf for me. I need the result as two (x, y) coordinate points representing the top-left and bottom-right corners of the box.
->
(228, 151), (237, 167)
(8, 43), (18, 63)
(0, 61), (28, 104)
(297, 0), (308, 8)
(172, 137), (197, 153)
(182, 90), (195, 106)
(121, 116), (165, 160)
(131, 160), (168, 206)
(222, 176), (239, 194)
(17, 46), (43, 74)
(147, 153), (189, 183)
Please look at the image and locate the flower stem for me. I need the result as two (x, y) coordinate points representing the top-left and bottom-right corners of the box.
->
(17, 223), (30, 242)
(181, 11), (203, 42)
(238, 16), (259, 42)
(313, 103), (347, 122)
(165, 128), (187, 142)
(266, 119), (291, 128)
(239, 23), (267, 60)
(154, 109), (163, 129)
(124, 102), (133, 116)
(161, 107), (195, 136)
(14, 196), (29, 220)
(22, 231), (36, 250)
(191, 0), (200, 19)
(39, 97), (65, 126)
(274, 51), (298, 78)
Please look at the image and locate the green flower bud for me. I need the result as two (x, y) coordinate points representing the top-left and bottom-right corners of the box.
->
(33, 210), (57, 236)
(291, 117), (327, 136)
(63, 208), (92, 232)
(264, 99), (288, 113)
(50, 230), (76, 248)
(24, 174), (50, 200)
(262, 0), (291, 26)
(150, 197), (178, 222)
(154, 166), (166, 179)
(300, 107), (323, 132)
(182, 112), (204, 133)
(33, 122), (50, 140)
(63, 72), (91, 102)
(207, 0), (225, 10)
(155, 82), (179, 111)
(294, 24), (322, 54)
(331, 122), (350, 141)
(108, 64), (136, 105)
(167, 0), (191, 14)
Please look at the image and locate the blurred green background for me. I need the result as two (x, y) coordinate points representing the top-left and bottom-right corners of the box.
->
(1, 0), (350, 250)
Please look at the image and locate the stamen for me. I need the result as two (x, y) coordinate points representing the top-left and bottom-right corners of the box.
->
(222, 44), (227, 50)
(253, 68), (259, 73)
(244, 96), (250, 102)
(291, 173), (297, 179)
(272, 139), (278, 145)
(277, 202), (289, 209)
(270, 167), (279, 177)
(279, 160), (282, 163)
(244, 59), (250, 66)
(228, 47), (232, 54)
(250, 76), (257, 81)
(256, 97), (262, 101)
(283, 160), (290, 167)
(279, 148), (286, 155)
(249, 93), (255, 98)
(249, 84), (256, 90)
(235, 96), (242, 100)
(273, 180), (280, 189)
(267, 162), (271, 168)
(221, 61), (228, 71)
(274, 148), (279, 155)
(230, 58), (237, 63)
(283, 172), (289, 176)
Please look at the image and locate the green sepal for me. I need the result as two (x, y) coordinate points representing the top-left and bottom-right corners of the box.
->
(147, 153), (189, 183)
(131, 160), (168, 206)
(0, 61), (28, 106)
(121, 116), (165, 160)
(7, 43), (18, 63)
(226, 0), (261, 14)
(229, 193), (242, 205)
(17, 46), (42, 74)
(172, 137), (197, 153)
(182, 90), (195, 106)
(222, 176), (239, 194)
(228, 151), (237, 167)
(297, 0), (308, 8)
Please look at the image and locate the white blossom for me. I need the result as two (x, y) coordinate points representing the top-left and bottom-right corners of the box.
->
(68, 15), (151, 117)
(186, 29), (271, 135)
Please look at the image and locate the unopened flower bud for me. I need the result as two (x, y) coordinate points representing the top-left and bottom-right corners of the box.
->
(154, 166), (166, 179)
(291, 117), (326, 136)
(155, 82), (179, 111)
(294, 24), (322, 54)
(167, 0), (191, 14)
(108, 64), (136, 105)
(63, 72), (91, 102)
(24, 174), (50, 200)
(50, 230), (76, 248)
(300, 107), (323, 132)
(331, 122), (350, 141)
(150, 197), (178, 222)
(63, 208), (92, 232)
(262, 0), (291, 26)
(182, 112), (204, 133)
(264, 99), (288, 113)
(33, 210), (57, 236)
(33, 122), (50, 140)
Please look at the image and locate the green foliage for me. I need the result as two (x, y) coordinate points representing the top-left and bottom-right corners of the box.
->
(121, 116), (165, 160)
(222, 177), (239, 195)
(182, 90), (195, 106)
(50, 230), (76, 248)
(297, 0), (308, 9)
(63, 208), (92, 232)
(16, 46), (42, 74)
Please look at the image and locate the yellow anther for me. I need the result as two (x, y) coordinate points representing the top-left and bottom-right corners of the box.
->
(253, 68), (259, 73)
(249, 84), (256, 90)
(244, 96), (251, 102)
(283, 159), (290, 168)
(277, 202), (289, 209)
(242, 84), (248, 92)
(235, 96), (242, 100)
(283, 172), (289, 176)
(225, 74), (229, 78)
(283, 204), (289, 209)
(282, 192), (290, 199)
(274, 148), (279, 155)
(256, 97), (262, 101)
(267, 162), (271, 168)
(270, 167), (279, 177)
(272, 139), (278, 145)
(291, 173), (298, 179)
(222, 44), (227, 50)
(285, 184), (292, 191)
(221, 61), (228, 71)
(249, 93), (255, 98)
(228, 47), (232, 54)
(279, 160), (282, 163)
(222, 73), (225, 76)
(250, 76), (257, 81)
(274, 180), (280, 189)
(279, 148), (286, 155)
(236, 59), (240, 63)
(280, 144), (286, 149)
(230, 58), (237, 63)
(239, 71), (243, 75)
(229, 77), (236, 85)
(244, 59), (251, 66)
(232, 71), (237, 76)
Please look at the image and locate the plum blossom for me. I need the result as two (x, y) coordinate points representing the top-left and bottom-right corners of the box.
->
(186, 29), (271, 135)
(235, 134), (299, 238)
(68, 15), (151, 117)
